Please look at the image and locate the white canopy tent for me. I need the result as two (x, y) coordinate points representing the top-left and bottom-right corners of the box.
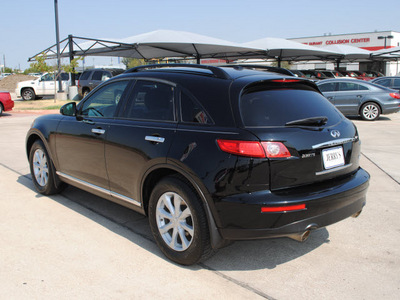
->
(243, 37), (341, 66)
(30, 30), (268, 64)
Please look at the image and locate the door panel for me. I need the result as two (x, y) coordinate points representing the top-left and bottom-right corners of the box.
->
(55, 79), (131, 189)
(56, 117), (109, 189)
(105, 80), (177, 202)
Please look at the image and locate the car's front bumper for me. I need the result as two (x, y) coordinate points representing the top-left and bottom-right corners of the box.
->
(216, 168), (370, 240)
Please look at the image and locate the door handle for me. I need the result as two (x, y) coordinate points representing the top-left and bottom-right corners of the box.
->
(145, 136), (165, 143)
(327, 96), (334, 100)
(92, 128), (105, 135)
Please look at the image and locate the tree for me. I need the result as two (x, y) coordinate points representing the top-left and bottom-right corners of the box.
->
(122, 58), (146, 69)
(28, 52), (52, 73)
(62, 57), (83, 74)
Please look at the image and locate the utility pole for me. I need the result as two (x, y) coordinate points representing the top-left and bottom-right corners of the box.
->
(54, 0), (63, 92)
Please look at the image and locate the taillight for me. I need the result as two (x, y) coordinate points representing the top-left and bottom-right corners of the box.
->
(389, 92), (400, 99)
(217, 140), (265, 158)
(261, 142), (291, 158)
(217, 140), (291, 158)
(77, 80), (80, 87)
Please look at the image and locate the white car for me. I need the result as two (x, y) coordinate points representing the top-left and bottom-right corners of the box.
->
(15, 73), (71, 100)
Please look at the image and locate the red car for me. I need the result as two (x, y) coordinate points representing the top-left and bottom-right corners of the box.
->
(0, 91), (14, 115)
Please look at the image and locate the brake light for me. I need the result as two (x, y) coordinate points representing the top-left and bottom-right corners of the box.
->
(271, 79), (300, 83)
(217, 140), (291, 158)
(261, 204), (306, 213)
(389, 92), (400, 99)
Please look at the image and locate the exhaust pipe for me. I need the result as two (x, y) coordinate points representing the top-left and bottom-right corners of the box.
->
(288, 230), (311, 242)
(352, 210), (362, 218)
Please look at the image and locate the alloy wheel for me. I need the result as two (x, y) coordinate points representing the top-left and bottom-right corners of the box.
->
(362, 104), (379, 120)
(33, 149), (49, 187)
(155, 192), (194, 251)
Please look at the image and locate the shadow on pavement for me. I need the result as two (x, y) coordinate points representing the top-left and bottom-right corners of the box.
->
(17, 174), (328, 271)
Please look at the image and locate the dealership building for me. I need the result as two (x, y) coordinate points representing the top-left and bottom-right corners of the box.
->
(289, 30), (400, 75)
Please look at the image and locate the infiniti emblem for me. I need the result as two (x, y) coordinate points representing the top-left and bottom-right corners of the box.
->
(331, 130), (341, 138)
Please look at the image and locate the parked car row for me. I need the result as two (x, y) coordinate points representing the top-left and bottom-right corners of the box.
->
(292, 69), (384, 81)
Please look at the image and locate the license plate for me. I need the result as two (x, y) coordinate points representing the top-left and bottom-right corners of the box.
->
(322, 146), (345, 169)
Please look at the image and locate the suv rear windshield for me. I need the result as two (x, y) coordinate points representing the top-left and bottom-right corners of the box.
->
(240, 84), (342, 127)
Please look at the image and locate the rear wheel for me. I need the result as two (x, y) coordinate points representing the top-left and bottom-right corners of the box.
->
(148, 176), (214, 265)
(29, 140), (65, 195)
(0, 103), (3, 115)
(21, 88), (36, 101)
(361, 102), (380, 121)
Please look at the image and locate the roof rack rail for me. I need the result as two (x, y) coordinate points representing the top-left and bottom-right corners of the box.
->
(125, 64), (231, 80)
(220, 64), (295, 77)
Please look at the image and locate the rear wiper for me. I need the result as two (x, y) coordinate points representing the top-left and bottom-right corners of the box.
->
(285, 116), (328, 127)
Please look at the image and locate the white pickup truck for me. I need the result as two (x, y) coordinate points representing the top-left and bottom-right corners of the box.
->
(15, 73), (72, 100)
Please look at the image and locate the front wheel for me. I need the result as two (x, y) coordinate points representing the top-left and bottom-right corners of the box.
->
(21, 88), (36, 101)
(361, 102), (380, 121)
(0, 104), (3, 115)
(29, 140), (65, 195)
(148, 176), (214, 265)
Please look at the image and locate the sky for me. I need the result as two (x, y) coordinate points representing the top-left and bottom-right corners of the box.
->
(1, 0), (400, 70)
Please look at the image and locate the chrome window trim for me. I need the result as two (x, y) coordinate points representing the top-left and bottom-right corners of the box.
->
(312, 137), (357, 149)
(57, 172), (141, 207)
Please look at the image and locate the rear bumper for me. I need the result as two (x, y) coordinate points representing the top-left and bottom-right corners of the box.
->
(216, 168), (369, 240)
(4, 100), (14, 111)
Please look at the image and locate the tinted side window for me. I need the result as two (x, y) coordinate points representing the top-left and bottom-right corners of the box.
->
(79, 71), (91, 80)
(319, 82), (336, 92)
(92, 71), (103, 81)
(393, 79), (400, 89)
(60, 73), (70, 81)
(80, 80), (129, 118)
(181, 92), (211, 124)
(374, 78), (391, 87)
(124, 81), (174, 121)
(338, 82), (367, 91)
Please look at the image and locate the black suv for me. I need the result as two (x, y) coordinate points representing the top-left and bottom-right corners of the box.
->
(26, 64), (369, 265)
(78, 68), (124, 98)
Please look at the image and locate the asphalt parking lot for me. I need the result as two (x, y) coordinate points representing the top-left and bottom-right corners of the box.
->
(0, 111), (399, 300)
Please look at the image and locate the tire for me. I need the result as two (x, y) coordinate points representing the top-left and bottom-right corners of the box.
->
(360, 102), (380, 121)
(21, 88), (36, 101)
(0, 103), (3, 115)
(83, 89), (89, 98)
(29, 140), (65, 195)
(148, 176), (214, 265)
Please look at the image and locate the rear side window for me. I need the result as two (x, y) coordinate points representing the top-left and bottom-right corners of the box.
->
(393, 79), (400, 89)
(180, 92), (212, 124)
(240, 85), (342, 127)
(92, 71), (103, 81)
(338, 82), (369, 91)
(374, 78), (391, 87)
(80, 71), (91, 80)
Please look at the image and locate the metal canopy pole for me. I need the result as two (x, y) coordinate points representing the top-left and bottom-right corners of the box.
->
(54, 0), (63, 92)
(68, 35), (76, 86)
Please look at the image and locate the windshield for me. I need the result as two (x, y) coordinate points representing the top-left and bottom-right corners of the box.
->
(240, 85), (342, 127)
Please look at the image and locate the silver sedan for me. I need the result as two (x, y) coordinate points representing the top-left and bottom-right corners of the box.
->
(317, 78), (400, 121)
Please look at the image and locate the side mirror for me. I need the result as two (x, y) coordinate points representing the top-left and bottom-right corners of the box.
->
(60, 102), (77, 116)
